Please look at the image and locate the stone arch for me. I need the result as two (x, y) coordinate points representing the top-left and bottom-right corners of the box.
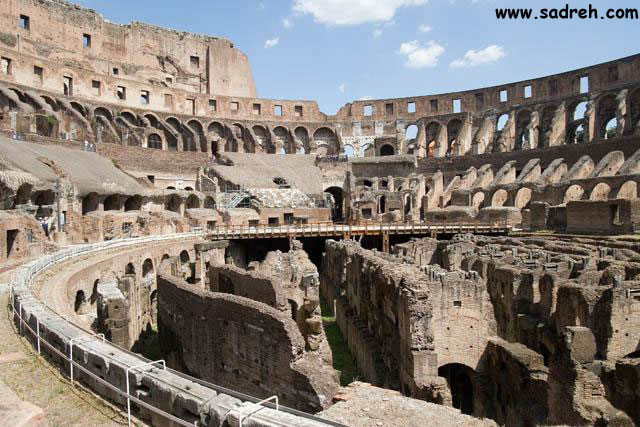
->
(472, 192), (485, 209)
(447, 119), (462, 154)
(143, 112), (160, 127)
(124, 195), (142, 211)
(564, 184), (585, 203)
(496, 114), (508, 131)
(515, 109), (532, 150)
(228, 123), (244, 153)
(273, 126), (291, 153)
(617, 180), (637, 199)
(148, 133), (162, 149)
(120, 111), (138, 126)
(313, 127), (339, 156)
(125, 262), (136, 275)
(597, 94), (618, 139)
(14, 183), (32, 206)
(187, 119), (206, 152)
(424, 122), (440, 159)
(180, 250), (190, 263)
(294, 126), (310, 154)
(142, 258), (154, 279)
(324, 186), (344, 221)
(405, 124), (418, 141)
(380, 144), (395, 156)
(589, 182), (612, 201)
(32, 190), (54, 207)
(35, 114), (56, 137)
(70, 101), (87, 117)
(491, 189), (508, 207)
(82, 192), (99, 215)
(514, 187), (532, 209)
(208, 121), (224, 137)
(186, 194), (200, 209)
(165, 194), (182, 213)
(568, 123), (585, 144)
(539, 106), (557, 147)
(252, 125), (268, 153)
(41, 95), (58, 111)
(103, 194), (121, 211)
(438, 363), (476, 415)
(570, 100), (588, 121)
(204, 196), (216, 209)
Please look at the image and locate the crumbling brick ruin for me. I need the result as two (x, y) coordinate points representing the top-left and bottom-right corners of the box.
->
(321, 235), (640, 425)
(1, 0), (640, 425)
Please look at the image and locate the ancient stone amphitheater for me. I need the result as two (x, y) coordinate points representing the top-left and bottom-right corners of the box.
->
(0, 0), (639, 426)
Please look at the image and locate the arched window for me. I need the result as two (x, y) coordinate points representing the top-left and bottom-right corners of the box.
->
(148, 133), (162, 149)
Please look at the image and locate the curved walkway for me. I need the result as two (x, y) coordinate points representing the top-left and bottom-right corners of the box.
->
(9, 232), (341, 427)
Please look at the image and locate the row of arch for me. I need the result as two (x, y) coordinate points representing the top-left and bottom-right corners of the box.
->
(81, 192), (216, 215)
(474, 180), (638, 209)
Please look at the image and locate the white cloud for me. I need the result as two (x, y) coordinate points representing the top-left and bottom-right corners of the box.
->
(372, 29), (383, 39)
(418, 24), (432, 33)
(359, 96), (374, 100)
(293, 0), (427, 26)
(283, 18), (292, 28)
(398, 40), (445, 69)
(264, 37), (280, 48)
(339, 83), (347, 93)
(450, 45), (505, 68)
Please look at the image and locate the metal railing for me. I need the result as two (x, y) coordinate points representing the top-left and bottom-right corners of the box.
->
(8, 231), (342, 427)
(207, 220), (512, 239)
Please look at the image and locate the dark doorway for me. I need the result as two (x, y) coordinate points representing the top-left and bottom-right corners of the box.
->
(6, 229), (18, 258)
(324, 187), (344, 222)
(439, 363), (475, 415)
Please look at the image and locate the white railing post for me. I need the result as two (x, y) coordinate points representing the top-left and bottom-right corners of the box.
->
(239, 396), (279, 427)
(126, 360), (166, 427)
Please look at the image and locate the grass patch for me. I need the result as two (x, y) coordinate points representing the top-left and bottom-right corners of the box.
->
(320, 297), (360, 386)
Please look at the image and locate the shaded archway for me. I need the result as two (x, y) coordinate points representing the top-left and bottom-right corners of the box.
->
(82, 192), (99, 215)
(438, 363), (475, 415)
(314, 127), (338, 156)
(380, 144), (395, 156)
(597, 94), (617, 139)
(148, 133), (162, 149)
(447, 119), (462, 155)
(204, 196), (216, 209)
(142, 258), (154, 279)
(125, 263), (136, 275)
(180, 250), (190, 263)
(165, 195), (182, 213)
(103, 194), (121, 211)
(124, 195), (142, 212)
(186, 194), (200, 209)
(324, 187), (344, 221)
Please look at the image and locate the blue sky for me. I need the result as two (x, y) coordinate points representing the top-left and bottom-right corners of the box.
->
(75, 0), (640, 115)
